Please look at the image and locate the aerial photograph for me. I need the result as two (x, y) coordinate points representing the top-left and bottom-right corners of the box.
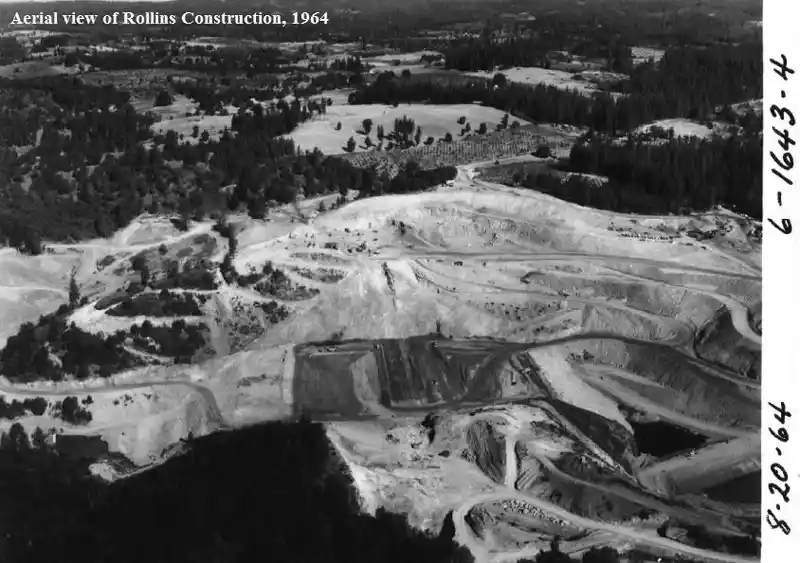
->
(0, 1), (763, 562)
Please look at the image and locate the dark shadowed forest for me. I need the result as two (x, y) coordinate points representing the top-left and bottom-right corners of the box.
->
(0, 420), (474, 563)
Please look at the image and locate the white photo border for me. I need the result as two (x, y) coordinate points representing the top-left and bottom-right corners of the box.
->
(763, 0), (800, 560)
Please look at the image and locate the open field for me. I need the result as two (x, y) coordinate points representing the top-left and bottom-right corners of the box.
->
(0, 61), (79, 79)
(464, 67), (626, 98)
(631, 47), (666, 65)
(286, 100), (532, 155)
(633, 118), (735, 140)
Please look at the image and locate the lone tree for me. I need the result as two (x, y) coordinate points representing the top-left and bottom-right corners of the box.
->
(344, 136), (356, 152)
(492, 73), (508, 89)
(361, 118), (373, 135)
(131, 255), (150, 286)
(68, 272), (80, 307)
(154, 90), (173, 107)
(247, 197), (266, 220)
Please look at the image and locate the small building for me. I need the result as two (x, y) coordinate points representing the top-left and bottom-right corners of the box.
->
(45, 430), (58, 447)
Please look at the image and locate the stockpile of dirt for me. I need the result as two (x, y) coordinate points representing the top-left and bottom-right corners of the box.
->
(465, 504), (494, 540)
(465, 419), (506, 484)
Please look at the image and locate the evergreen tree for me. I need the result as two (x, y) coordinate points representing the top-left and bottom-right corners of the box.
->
(68, 273), (80, 307)
(154, 90), (173, 107)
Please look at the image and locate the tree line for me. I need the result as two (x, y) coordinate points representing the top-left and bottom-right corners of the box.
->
(443, 37), (633, 74)
(350, 43), (761, 134)
(0, 395), (93, 424)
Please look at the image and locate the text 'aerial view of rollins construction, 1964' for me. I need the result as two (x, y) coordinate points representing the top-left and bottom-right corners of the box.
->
(0, 1), (789, 563)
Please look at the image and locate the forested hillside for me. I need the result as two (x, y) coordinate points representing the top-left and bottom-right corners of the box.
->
(0, 420), (473, 563)
(0, 77), (450, 253)
(561, 132), (762, 217)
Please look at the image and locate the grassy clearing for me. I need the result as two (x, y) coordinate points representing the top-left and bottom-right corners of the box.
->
(286, 102), (529, 155)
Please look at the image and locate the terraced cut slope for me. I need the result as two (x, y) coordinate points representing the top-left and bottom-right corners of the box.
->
(0, 163), (760, 563)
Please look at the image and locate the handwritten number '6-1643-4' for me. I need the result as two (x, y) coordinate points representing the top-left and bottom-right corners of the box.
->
(769, 55), (796, 235)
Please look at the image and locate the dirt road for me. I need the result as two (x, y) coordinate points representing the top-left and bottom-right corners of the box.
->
(579, 364), (759, 439)
(402, 250), (761, 281)
(452, 489), (757, 563)
(0, 378), (229, 430)
(452, 414), (758, 563)
(637, 435), (760, 495)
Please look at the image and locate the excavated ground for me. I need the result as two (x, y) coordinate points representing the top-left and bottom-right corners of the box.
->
(0, 164), (761, 562)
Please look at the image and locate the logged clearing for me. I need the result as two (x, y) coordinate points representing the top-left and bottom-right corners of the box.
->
(336, 123), (580, 175)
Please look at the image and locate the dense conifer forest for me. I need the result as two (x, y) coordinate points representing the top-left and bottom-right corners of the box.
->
(559, 132), (763, 217)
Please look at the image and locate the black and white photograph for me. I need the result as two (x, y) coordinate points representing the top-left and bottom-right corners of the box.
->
(0, 1), (791, 562)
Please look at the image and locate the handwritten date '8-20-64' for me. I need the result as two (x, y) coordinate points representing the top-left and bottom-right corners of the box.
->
(766, 401), (793, 536)
(769, 55), (796, 235)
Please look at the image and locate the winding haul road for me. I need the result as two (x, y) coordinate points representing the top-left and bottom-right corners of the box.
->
(407, 250), (760, 346)
(453, 412), (759, 563)
(452, 490), (758, 563)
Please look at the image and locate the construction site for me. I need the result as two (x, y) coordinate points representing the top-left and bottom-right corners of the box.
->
(0, 159), (761, 562)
